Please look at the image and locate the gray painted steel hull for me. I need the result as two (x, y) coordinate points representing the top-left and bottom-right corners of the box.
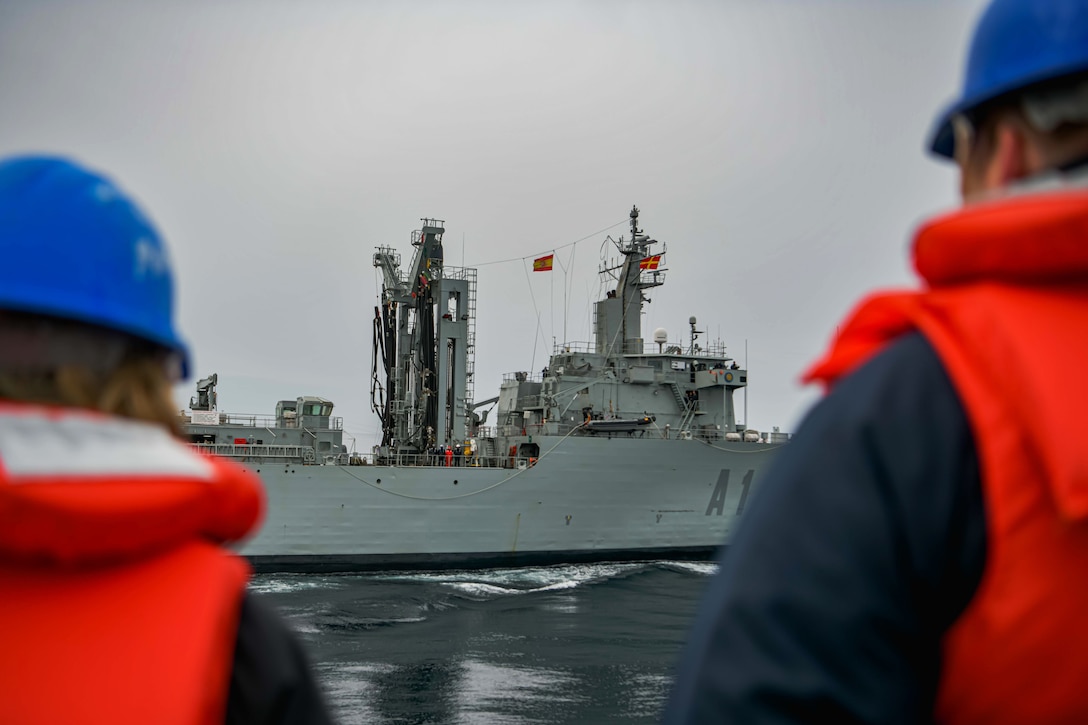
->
(238, 436), (780, 571)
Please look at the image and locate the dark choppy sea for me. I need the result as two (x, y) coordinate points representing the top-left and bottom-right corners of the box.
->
(251, 561), (716, 724)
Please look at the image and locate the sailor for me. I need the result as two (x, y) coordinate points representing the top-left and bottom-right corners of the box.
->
(0, 157), (333, 724)
(665, 2), (1088, 722)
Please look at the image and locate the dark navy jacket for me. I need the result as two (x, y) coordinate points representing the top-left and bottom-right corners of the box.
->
(663, 333), (986, 724)
(227, 592), (335, 724)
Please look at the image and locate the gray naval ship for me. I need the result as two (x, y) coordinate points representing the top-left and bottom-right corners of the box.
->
(183, 207), (788, 572)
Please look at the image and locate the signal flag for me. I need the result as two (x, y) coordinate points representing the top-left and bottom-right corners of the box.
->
(639, 254), (662, 271)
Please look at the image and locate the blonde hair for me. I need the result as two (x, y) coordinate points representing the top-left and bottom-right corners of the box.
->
(0, 314), (182, 434)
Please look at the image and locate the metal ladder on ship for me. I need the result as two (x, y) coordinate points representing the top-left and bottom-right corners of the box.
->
(670, 383), (697, 433)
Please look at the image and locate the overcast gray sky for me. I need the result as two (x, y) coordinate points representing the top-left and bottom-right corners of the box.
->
(1, 0), (988, 447)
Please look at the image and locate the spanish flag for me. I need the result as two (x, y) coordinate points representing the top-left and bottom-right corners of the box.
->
(639, 254), (662, 271)
(533, 254), (554, 272)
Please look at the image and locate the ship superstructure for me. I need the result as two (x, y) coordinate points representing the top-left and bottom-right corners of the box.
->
(493, 206), (751, 447)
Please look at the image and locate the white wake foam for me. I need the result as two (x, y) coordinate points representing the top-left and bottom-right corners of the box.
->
(248, 575), (348, 595)
(377, 561), (651, 599)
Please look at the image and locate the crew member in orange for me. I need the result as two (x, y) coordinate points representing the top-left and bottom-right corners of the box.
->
(0, 156), (333, 724)
(665, 1), (1088, 722)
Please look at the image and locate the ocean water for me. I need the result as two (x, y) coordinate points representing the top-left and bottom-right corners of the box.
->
(251, 560), (718, 724)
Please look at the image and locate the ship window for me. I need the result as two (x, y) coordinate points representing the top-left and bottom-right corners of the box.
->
(322, 405), (333, 415)
(308, 404), (323, 415)
(318, 441), (331, 451)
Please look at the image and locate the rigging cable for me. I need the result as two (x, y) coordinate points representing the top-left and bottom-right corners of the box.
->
(467, 218), (628, 268)
(522, 258), (550, 372)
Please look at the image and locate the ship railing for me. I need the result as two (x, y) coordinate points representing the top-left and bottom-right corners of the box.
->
(186, 413), (343, 430)
(442, 265), (476, 282)
(549, 340), (732, 359)
(483, 422), (781, 443)
(226, 413), (282, 427)
(211, 426), (788, 469)
(190, 443), (314, 460)
(639, 270), (666, 287)
(373, 245), (401, 268)
(197, 448), (545, 469)
(502, 372), (546, 384)
(363, 452), (533, 469)
(551, 341), (595, 355)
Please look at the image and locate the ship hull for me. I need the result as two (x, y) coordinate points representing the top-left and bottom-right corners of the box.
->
(237, 436), (780, 572)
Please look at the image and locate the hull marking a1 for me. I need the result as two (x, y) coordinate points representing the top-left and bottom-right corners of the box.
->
(705, 469), (755, 516)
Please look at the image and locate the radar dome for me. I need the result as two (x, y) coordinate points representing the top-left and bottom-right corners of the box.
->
(653, 328), (668, 344)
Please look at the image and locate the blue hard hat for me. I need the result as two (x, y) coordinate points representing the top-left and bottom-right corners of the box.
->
(0, 155), (191, 377)
(929, 0), (1088, 159)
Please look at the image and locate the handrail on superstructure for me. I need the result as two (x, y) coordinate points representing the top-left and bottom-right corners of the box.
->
(549, 340), (732, 359)
(190, 443), (314, 459)
(182, 413), (344, 431)
(470, 422), (773, 443)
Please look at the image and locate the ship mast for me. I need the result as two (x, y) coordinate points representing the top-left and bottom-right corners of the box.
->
(595, 205), (665, 357)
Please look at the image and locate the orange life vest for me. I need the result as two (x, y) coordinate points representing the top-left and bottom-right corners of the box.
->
(805, 187), (1088, 723)
(0, 404), (264, 725)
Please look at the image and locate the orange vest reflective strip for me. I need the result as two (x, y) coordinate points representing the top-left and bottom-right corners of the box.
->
(0, 405), (264, 565)
(0, 540), (249, 725)
(805, 189), (1088, 723)
(0, 405), (216, 480)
